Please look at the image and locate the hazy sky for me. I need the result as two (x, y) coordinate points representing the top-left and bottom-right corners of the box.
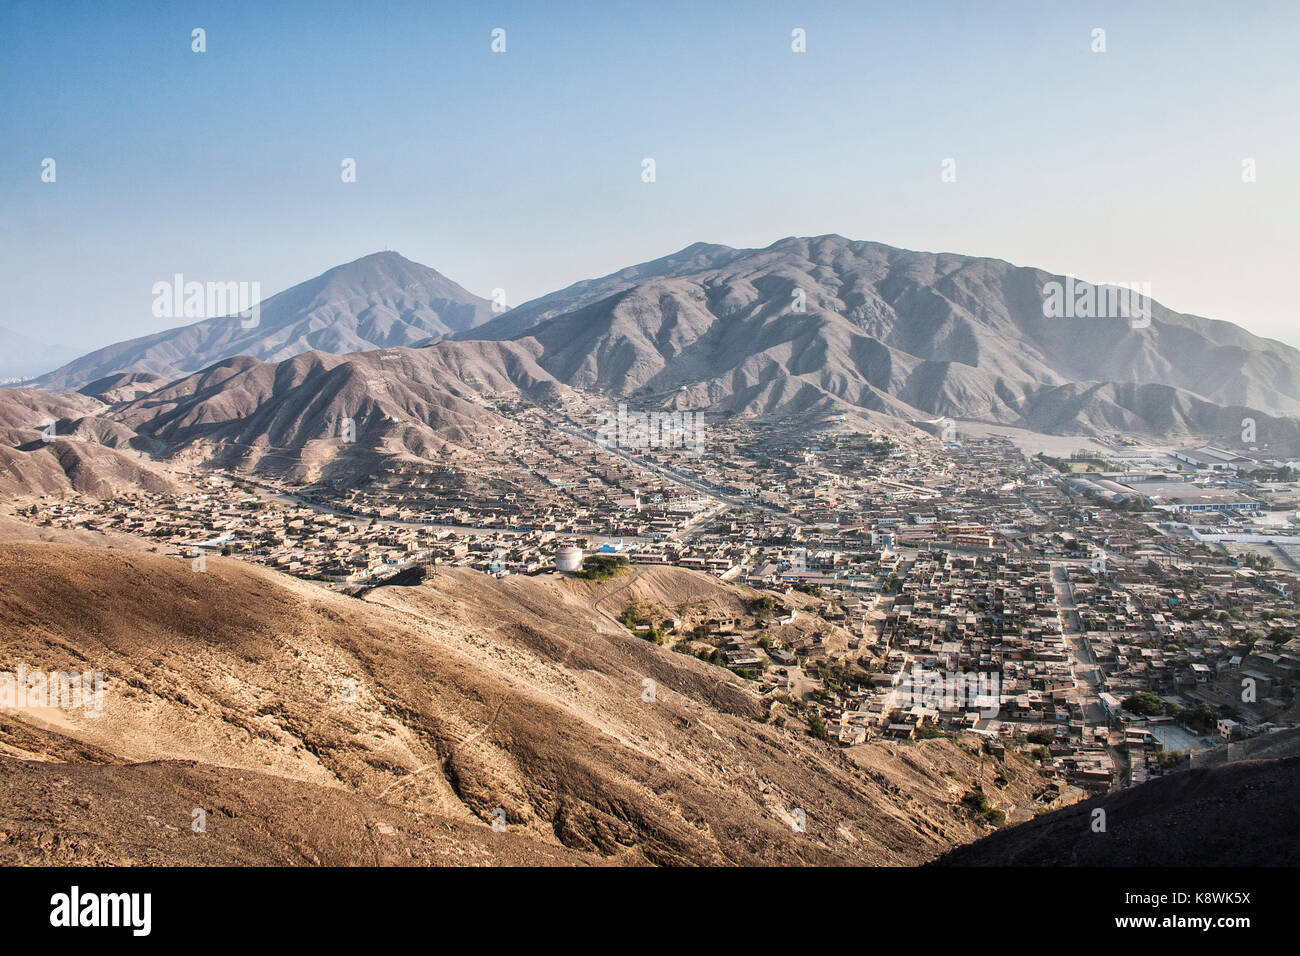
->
(3, 0), (1298, 354)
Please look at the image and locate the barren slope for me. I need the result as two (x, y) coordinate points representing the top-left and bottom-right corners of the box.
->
(0, 542), (1047, 865)
(464, 235), (1300, 439)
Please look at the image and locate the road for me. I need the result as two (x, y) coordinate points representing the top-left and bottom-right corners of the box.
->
(1050, 561), (1135, 783)
(549, 418), (805, 527)
(670, 501), (732, 542)
(1051, 562), (1105, 726)
(233, 473), (656, 546)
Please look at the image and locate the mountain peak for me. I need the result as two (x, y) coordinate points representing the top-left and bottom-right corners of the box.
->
(343, 250), (422, 268)
(34, 253), (495, 390)
(318, 250), (447, 282)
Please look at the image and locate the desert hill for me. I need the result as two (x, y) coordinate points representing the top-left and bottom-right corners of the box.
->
(29, 237), (1300, 444)
(0, 751), (600, 866)
(0, 541), (1052, 865)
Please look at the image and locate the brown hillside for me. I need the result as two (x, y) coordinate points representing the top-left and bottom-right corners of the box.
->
(0, 541), (1050, 865)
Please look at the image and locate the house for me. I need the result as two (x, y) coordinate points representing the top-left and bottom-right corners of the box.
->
(723, 647), (764, 668)
(1218, 718), (1243, 740)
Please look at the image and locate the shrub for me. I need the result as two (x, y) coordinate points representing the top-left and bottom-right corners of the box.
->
(962, 791), (1005, 826)
(575, 555), (629, 581)
(807, 712), (833, 742)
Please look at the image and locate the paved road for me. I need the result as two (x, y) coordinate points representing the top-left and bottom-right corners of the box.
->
(1051, 562), (1105, 725)
(670, 502), (732, 542)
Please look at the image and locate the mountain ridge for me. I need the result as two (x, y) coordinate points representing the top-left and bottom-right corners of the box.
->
(24, 236), (1300, 446)
(455, 235), (1300, 438)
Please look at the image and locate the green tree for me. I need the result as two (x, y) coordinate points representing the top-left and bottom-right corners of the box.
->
(1123, 691), (1165, 717)
(807, 712), (833, 742)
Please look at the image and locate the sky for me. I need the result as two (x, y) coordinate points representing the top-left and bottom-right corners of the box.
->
(2, 0), (1298, 355)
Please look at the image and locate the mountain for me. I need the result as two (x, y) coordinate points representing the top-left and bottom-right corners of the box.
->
(26, 236), (1300, 446)
(462, 235), (1300, 439)
(459, 241), (747, 342)
(0, 335), (578, 490)
(34, 252), (496, 391)
(0, 324), (78, 382)
(0, 540), (1056, 865)
(0, 757), (598, 866)
(77, 371), (171, 404)
(98, 342), (567, 482)
(0, 387), (185, 498)
(0, 437), (184, 499)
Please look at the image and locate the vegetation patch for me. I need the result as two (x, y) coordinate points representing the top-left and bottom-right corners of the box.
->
(576, 554), (629, 581)
(962, 790), (1007, 827)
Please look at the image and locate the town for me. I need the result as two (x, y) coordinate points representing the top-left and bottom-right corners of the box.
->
(19, 399), (1300, 813)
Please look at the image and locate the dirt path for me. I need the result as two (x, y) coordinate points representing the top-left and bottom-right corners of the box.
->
(592, 568), (645, 618)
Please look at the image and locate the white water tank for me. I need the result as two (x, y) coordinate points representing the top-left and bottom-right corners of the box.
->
(556, 546), (584, 573)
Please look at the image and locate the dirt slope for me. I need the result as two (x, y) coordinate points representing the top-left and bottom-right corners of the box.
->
(0, 541), (1046, 865)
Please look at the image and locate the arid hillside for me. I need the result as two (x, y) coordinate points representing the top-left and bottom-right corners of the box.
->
(0, 540), (1050, 865)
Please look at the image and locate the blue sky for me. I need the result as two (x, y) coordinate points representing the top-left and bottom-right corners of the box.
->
(2, 0), (1298, 352)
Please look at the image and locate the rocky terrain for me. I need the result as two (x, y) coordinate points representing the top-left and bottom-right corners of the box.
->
(0, 538), (1052, 866)
(0, 386), (186, 498)
(0, 339), (569, 490)
(457, 235), (1300, 438)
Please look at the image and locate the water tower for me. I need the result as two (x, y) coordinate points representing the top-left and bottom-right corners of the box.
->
(556, 546), (583, 573)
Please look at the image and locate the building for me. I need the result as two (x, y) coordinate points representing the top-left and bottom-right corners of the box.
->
(1172, 446), (1257, 472)
(1127, 480), (1262, 515)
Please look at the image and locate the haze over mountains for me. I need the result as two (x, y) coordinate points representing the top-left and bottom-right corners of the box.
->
(0, 324), (77, 382)
(7, 238), (1299, 868)
(460, 235), (1300, 434)
(24, 237), (1300, 452)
